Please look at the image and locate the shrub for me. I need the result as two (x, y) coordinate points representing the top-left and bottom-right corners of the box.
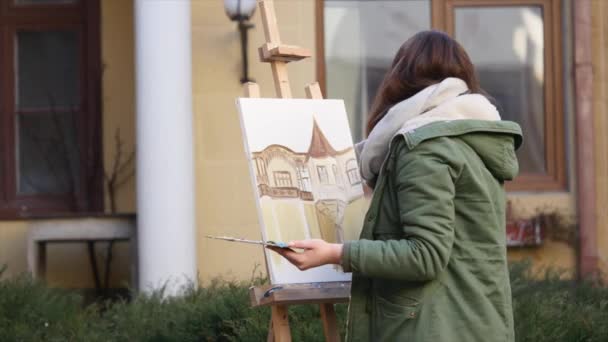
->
(87, 280), (347, 341)
(0, 262), (606, 341)
(0, 270), (94, 342)
(0, 268), (346, 341)
(510, 261), (608, 342)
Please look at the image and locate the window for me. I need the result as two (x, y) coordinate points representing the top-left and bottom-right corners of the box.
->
(297, 167), (312, 192)
(273, 171), (293, 187)
(345, 159), (361, 185)
(16, 1), (78, 4)
(332, 164), (339, 184)
(255, 158), (268, 182)
(321, 0), (431, 142)
(318, 0), (566, 191)
(317, 165), (329, 184)
(0, 1), (102, 217)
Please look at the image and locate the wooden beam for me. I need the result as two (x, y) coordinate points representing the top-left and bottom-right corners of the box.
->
(250, 282), (351, 307)
(259, 43), (312, 63)
(305, 82), (323, 99)
(270, 305), (291, 342)
(252, 1), (346, 341)
(244, 82), (261, 98)
(315, 0), (327, 97)
(320, 303), (340, 342)
(259, 0), (281, 44)
(271, 62), (292, 98)
(574, 0), (598, 278)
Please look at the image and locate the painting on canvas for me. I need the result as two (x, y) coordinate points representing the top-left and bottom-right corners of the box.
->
(237, 98), (367, 284)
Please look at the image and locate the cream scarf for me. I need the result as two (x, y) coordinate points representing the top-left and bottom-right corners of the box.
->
(357, 77), (501, 184)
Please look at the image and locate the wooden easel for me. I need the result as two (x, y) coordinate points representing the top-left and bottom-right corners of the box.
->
(243, 1), (351, 341)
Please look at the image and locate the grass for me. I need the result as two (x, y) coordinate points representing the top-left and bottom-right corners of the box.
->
(0, 262), (606, 341)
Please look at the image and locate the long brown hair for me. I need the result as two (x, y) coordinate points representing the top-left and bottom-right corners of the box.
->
(366, 30), (483, 136)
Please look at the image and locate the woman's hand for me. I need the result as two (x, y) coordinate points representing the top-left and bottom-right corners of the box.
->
(267, 239), (343, 271)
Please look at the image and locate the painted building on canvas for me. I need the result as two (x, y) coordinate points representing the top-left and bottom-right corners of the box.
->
(0, 0), (608, 293)
(253, 118), (365, 246)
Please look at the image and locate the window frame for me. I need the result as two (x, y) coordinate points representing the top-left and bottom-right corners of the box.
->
(273, 171), (293, 188)
(317, 165), (329, 184)
(316, 0), (567, 191)
(255, 157), (268, 183)
(297, 166), (312, 192)
(0, 0), (102, 218)
(346, 159), (361, 185)
(331, 164), (339, 183)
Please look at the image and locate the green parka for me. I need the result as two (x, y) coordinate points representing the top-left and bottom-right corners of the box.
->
(341, 119), (523, 341)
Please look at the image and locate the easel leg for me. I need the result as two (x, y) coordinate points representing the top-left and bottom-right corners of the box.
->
(269, 305), (291, 342)
(271, 62), (292, 98)
(267, 320), (274, 342)
(320, 303), (340, 342)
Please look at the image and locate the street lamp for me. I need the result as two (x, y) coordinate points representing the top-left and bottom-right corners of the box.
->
(224, 0), (257, 83)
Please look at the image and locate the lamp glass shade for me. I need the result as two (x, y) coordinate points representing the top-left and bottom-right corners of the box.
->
(224, 0), (257, 21)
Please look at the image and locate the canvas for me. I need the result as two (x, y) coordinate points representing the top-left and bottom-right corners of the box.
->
(237, 98), (367, 284)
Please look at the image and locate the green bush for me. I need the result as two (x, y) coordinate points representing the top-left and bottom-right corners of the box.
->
(87, 280), (346, 342)
(510, 262), (608, 342)
(0, 266), (346, 341)
(0, 268), (93, 342)
(0, 262), (606, 341)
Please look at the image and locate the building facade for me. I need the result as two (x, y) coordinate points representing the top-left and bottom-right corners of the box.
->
(0, 0), (607, 290)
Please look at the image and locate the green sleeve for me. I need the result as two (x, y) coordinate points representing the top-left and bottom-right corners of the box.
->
(342, 142), (458, 281)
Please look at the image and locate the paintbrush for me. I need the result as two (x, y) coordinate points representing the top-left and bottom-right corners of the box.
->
(205, 235), (293, 249)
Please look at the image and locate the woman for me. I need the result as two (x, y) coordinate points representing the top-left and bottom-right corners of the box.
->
(269, 30), (522, 341)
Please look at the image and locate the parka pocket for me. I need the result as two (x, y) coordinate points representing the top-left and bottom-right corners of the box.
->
(372, 293), (420, 341)
(375, 293), (419, 319)
(370, 279), (444, 340)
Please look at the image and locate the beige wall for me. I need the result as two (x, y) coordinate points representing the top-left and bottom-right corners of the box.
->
(506, 193), (577, 275)
(102, 0), (136, 214)
(592, 0), (608, 277)
(192, 0), (317, 282)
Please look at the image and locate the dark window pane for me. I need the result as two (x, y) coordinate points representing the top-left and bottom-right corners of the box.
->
(15, 0), (77, 4)
(16, 30), (79, 109)
(455, 7), (546, 174)
(324, 0), (431, 142)
(17, 113), (79, 195)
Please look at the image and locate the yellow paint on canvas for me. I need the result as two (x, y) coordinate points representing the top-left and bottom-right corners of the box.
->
(273, 201), (309, 243)
(343, 197), (369, 241)
(260, 200), (281, 242)
(304, 203), (322, 239)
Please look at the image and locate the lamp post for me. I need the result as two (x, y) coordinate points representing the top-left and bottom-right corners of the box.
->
(224, 0), (257, 83)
